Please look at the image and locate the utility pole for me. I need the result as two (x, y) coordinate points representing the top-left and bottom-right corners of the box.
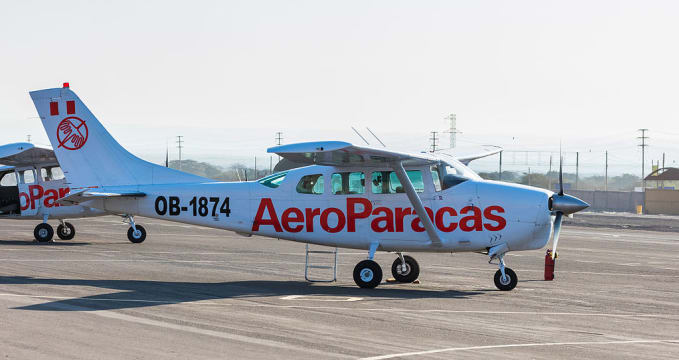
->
(575, 152), (579, 190)
(429, 131), (439, 153)
(254, 156), (257, 179)
(605, 150), (608, 191)
(176, 136), (184, 170)
(444, 114), (459, 149)
(638, 129), (649, 188)
(548, 154), (553, 190)
(498, 151), (503, 181)
(527, 167), (531, 186)
(26, 135), (31, 143)
(275, 132), (283, 162)
(662, 152), (665, 169)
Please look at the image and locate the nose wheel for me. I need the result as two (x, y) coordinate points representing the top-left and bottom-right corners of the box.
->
(493, 253), (518, 291)
(124, 215), (146, 243)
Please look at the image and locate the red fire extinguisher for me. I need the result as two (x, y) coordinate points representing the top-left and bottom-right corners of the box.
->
(545, 249), (556, 281)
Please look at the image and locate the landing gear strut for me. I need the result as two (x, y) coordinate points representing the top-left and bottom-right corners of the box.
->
(391, 253), (419, 283)
(56, 221), (76, 240)
(493, 253), (517, 291)
(124, 215), (146, 243)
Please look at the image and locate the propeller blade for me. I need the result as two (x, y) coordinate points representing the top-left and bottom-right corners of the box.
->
(559, 154), (564, 196)
(552, 212), (563, 260)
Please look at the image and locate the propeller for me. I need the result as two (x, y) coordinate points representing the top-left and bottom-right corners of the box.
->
(549, 153), (588, 259)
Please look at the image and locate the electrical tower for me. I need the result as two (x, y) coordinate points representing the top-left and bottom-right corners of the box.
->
(275, 132), (283, 162)
(444, 114), (460, 149)
(429, 131), (439, 153)
(176, 135), (184, 170)
(638, 129), (649, 188)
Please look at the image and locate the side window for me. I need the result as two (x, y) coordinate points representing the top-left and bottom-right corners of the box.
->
(21, 169), (36, 184)
(372, 170), (424, 194)
(296, 174), (324, 194)
(431, 165), (442, 192)
(41, 166), (65, 182)
(0, 172), (17, 186)
(331, 172), (365, 194)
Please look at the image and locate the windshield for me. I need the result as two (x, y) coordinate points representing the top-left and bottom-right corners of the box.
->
(258, 171), (288, 188)
(441, 158), (481, 180)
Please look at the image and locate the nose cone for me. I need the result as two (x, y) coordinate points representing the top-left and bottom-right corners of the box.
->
(549, 194), (589, 215)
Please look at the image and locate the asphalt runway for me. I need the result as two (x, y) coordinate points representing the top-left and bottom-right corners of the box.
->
(0, 216), (677, 359)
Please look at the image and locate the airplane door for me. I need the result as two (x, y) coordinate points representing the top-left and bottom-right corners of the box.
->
(0, 170), (20, 216)
(16, 168), (40, 217)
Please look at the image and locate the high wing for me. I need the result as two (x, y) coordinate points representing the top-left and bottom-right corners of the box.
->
(58, 189), (146, 206)
(438, 145), (503, 165)
(0, 142), (57, 166)
(268, 141), (439, 167)
(268, 141), (443, 247)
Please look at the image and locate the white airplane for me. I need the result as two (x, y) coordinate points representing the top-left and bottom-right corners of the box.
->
(0, 142), (105, 242)
(29, 83), (588, 290)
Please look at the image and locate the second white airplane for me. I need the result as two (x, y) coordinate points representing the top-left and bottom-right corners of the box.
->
(30, 83), (588, 290)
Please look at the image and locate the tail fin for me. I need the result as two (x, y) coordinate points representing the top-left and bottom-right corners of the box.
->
(30, 84), (208, 189)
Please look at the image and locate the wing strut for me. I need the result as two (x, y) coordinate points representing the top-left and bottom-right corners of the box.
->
(391, 161), (442, 248)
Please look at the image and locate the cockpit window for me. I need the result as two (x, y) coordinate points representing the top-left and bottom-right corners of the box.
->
(0, 171), (17, 186)
(372, 170), (424, 194)
(296, 174), (324, 194)
(41, 166), (65, 182)
(436, 159), (480, 190)
(258, 172), (288, 188)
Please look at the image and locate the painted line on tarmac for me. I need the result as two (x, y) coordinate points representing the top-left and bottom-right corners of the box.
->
(360, 339), (679, 359)
(0, 292), (348, 358)
(1, 293), (677, 319)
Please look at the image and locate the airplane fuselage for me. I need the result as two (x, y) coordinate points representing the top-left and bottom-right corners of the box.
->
(92, 165), (554, 253)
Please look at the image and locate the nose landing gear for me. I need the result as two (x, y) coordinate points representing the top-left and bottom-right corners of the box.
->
(493, 253), (517, 291)
(56, 221), (76, 240)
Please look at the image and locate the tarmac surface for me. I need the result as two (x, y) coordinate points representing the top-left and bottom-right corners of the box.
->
(0, 216), (678, 359)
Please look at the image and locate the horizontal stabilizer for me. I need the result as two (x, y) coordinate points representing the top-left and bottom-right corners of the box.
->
(58, 190), (146, 205)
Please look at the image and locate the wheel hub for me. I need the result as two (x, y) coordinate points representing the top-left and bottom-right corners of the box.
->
(38, 229), (48, 238)
(500, 274), (511, 285)
(397, 264), (411, 276)
(360, 268), (374, 282)
(133, 230), (141, 238)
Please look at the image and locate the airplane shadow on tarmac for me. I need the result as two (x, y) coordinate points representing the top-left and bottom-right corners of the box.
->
(0, 240), (91, 246)
(0, 276), (487, 311)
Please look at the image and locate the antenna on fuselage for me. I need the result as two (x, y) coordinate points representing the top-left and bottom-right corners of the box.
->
(366, 127), (386, 147)
(351, 127), (370, 145)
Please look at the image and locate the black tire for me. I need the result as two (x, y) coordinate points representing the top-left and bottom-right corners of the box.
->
(34, 223), (54, 242)
(56, 222), (76, 240)
(494, 267), (518, 291)
(391, 255), (420, 283)
(127, 225), (146, 243)
(353, 260), (383, 289)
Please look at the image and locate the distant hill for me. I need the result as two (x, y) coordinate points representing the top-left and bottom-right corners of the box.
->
(168, 159), (272, 181)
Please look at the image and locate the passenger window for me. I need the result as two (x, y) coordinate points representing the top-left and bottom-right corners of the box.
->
(258, 172), (288, 188)
(41, 166), (65, 182)
(431, 166), (442, 192)
(21, 169), (36, 184)
(372, 170), (424, 194)
(331, 172), (365, 194)
(0, 172), (17, 186)
(296, 174), (324, 194)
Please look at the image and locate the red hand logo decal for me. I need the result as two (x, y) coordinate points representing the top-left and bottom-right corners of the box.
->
(57, 117), (88, 150)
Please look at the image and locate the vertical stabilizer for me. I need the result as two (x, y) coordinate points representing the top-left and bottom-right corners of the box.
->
(30, 84), (208, 189)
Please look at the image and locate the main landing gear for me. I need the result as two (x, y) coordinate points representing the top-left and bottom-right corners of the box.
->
(124, 215), (146, 243)
(352, 244), (420, 289)
(33, 219), (76, 242)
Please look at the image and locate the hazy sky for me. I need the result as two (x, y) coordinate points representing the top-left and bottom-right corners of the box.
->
(1, 1), (678, 175)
